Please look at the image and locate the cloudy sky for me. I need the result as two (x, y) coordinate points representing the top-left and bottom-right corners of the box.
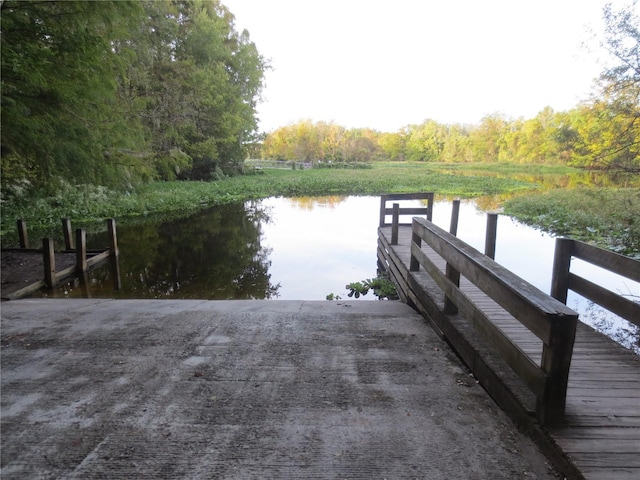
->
(223, 0), (629, 133)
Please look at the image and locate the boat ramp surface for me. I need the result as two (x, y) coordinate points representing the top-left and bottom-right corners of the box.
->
(1, 299), (559, 479)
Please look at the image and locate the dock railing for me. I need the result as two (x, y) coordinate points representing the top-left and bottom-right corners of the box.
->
(379, 193), (435, 246)
(379, 193), (435, 227)
(551, 238), (640, 326)
(409, 216), (579, 424)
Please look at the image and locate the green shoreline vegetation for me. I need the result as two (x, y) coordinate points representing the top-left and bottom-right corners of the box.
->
(1, 2), (638, 257)
(2, 163), (638, 257)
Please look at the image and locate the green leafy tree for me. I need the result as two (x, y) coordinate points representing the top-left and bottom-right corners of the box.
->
(1, 0), (147, 195)
(138, 0), (267, 180)
(589, 1), (640, 171)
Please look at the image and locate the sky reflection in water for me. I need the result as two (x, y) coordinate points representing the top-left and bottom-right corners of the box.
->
(261, 196), (638, 352)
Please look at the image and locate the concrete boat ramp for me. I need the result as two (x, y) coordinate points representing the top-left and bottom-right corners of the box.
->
(1, 299), (560, 479)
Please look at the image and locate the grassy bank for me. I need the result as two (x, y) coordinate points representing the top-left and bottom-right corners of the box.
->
(2, 163), (638, 255)
(1, 164), (533, 235)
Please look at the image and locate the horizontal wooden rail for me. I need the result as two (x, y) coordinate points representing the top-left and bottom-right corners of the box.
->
(409, 217), (578, 424)
(379, 192), (434, 227)
(551, 238), (640, 327)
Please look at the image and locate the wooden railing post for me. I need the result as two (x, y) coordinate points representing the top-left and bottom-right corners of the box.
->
(391, 203), (399, 245)
(379, 195), (388, 227)
(444, 200), (461, 314)
(484, 213), (498, 259)
(107, 218), (122, 290)
(75, 228), (87, 273)
(43, 238), (56, 288)
(539, 316), (578, 424)
(107, 218), (119, 257)
(550, 238), (574, 304)
(62, 218), (74, 250)
(449, 199), (460, 236)
(17, 219), (29, 248)
(426, 192), (434, 221)
(409, 221), (421, 272)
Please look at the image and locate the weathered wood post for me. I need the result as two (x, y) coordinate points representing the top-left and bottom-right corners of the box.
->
(444, 200), (461, 314)
(43, 238), (56, 288)
(379, 195), (388, 227)
(539, 314), (578, 424)
(550, 238), (574, 304)
(75, 228), (87, 273)
(426, 192), (434, 221)
(107, 218), (122, 290)
(17, 219), (29, 248)
(107, 218), (119, 257)
(409, 220), (421, 272)
(391, 203), (399, 245)
(449, 199), (460, 236)
(484, 213), (498, 259)
(62, 218), (74, 250)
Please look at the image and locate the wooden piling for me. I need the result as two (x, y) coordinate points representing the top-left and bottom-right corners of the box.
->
(76, 228), (87, 273)
(43, 238), (56, 288)
(449, 199), (460, 236)
(391, 203), (399, 245)
(426, 192), (434, 221)
(107, 218), (119, 257)
(62, 218), (74, 250)
(550, 238), (573, 304)
(484, 213), (498, 259)
(444, 200), (461, 314)
(17, 219), (29, 248)
(107, 218), (121, 290)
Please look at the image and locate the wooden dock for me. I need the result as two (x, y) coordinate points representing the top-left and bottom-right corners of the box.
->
(1, 218), (120, 300)
(378, 224), (640, 480)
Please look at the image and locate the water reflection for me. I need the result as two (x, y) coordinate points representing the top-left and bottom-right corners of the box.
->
(44, 195), (638, 353)
(50, 202), (280, 299)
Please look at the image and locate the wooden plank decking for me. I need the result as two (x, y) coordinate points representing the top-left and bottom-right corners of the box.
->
(379, 226), (640, 480)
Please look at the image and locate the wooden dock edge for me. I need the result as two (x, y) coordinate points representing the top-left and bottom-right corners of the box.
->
(2, 249), (115, 301)
(377, 227), (586, 480)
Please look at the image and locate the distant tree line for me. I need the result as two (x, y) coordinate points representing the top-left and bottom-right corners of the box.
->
(263, 3), (639, 172)
(262, 101), (638, 170)
(1, 0), (267, 199)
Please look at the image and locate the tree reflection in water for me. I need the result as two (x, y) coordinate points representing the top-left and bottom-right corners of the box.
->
(54, 201), (280, 299)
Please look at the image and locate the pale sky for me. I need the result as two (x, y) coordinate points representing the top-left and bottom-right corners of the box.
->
(223, 0), (630, 133)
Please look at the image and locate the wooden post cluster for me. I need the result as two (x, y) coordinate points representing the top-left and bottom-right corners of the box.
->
(13, 218), (119, 291)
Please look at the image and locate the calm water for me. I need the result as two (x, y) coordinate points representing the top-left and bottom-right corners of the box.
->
(42, 195), (639, 353)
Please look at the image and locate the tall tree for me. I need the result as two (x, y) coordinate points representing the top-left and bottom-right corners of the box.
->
(590, 1), (640, 170)
(1, 0), (146, 193)
(136, 0), (267, 180)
